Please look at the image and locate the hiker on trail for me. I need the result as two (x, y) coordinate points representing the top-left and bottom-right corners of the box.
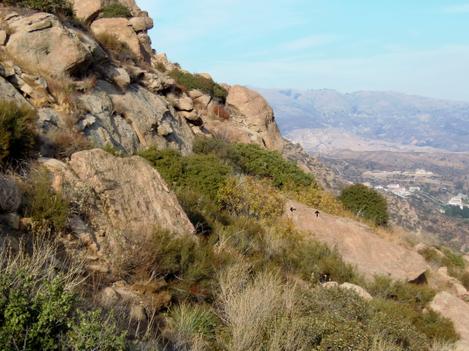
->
(315, 210), (320, 218)
(290, 207), (297, 213)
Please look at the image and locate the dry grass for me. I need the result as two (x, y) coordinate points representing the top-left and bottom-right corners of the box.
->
(47, 128), (92, 159)
(0, 238), (85, 293)
(218, 266), (303, 351)
(211, 104), (230, 120)
(95, 33), (137, 63)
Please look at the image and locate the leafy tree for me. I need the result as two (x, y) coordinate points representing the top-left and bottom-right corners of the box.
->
(339, 184), (389, 226)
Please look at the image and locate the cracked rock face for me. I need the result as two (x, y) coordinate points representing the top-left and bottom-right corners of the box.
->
(43, 149), (195, 255)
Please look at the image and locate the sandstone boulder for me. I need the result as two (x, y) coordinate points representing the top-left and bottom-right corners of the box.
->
(43, 150), (195, 253)
(68, 149), (195, 236)
(0, 30), (7, 46)
(205, 85), (283, 151)
(91, 18), (142, 59)
(285, 200), (429, 282)
(71, 0), (102, 22)
(340, 283), (373, 300)
(129, 16), (153, 32)
(430, 292), (469, 349)
(225, 85), (284, 151)
(5, 12), (101, 77)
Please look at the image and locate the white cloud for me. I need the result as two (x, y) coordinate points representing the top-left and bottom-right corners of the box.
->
(443, 3), (469, 13)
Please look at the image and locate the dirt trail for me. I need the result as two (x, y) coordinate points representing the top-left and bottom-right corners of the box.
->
(285, 200), (428, 281)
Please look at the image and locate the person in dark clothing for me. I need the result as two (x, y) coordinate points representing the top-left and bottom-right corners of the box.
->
(315, 210), (320, 218)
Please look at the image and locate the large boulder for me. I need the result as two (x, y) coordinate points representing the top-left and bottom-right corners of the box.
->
(430, 292), (469, 350)
(71, 0), (102, 22)
(285, 200), (429, 282)
(225, 85), (284, 151)
(5, 12), (102, 77)
(43, 150), (195, 254)
(91, 18), (143, 59)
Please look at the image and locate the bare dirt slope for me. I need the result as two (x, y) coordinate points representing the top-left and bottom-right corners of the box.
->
(285, 200), (428, 282)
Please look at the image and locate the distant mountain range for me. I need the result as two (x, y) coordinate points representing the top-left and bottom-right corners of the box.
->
(256, 88), (469, 152)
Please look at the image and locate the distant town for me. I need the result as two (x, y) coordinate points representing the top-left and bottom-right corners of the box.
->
(361, 169), (469, 218)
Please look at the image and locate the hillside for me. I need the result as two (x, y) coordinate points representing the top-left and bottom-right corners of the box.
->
(258, 87), (469, 253)
(257, 88), (469, 152)
(1, 1), (469, 350)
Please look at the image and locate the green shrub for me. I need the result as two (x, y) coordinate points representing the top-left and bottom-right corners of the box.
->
(441, 247), (465, 269)
(4, 0), (74, 17)
(169, 70), (228, 102)
(339, 184), (389, 226)
(66, 310), (126, 351)
(139, 147), (232, 199)
(23, 169), (70, 235)
(101, 3), (132, 18)
(367, 276), (435, 310)
(461, 272), (469, 290)
(228, 143), (316, 189)
(193, 138), (316, 190)
(0, 100), (37, 167)
(0, 243), (125, 351)
(217, 176), (285, 219)
(0, 275), (75, 350)
(369, 299), (430, 350)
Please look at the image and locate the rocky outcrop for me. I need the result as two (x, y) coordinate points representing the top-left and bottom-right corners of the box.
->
(203, 85), (284, 151)
(91, 18), (141, 57)
(99, 81), (195, 153)
(71, 0), (102, 22)
(68, 149), (195, 236)
(0, 76), (31, 106)
(43, 149), (195, 253)
(5, 12), (104, 77)
(322, 281), (373, 300)
(430, 292), (469, 350)
(285, 200), (429, 282)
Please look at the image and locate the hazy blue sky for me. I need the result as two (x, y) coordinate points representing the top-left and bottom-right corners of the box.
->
(137, 0), (469, 101)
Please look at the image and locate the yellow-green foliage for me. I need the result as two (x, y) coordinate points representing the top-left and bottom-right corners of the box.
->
(0, 101), (37, 167)
(169, 70), (228, 101)
(217, 176), (285, 219)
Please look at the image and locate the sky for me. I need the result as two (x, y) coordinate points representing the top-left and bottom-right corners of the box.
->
(137, 0), (469, 101)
